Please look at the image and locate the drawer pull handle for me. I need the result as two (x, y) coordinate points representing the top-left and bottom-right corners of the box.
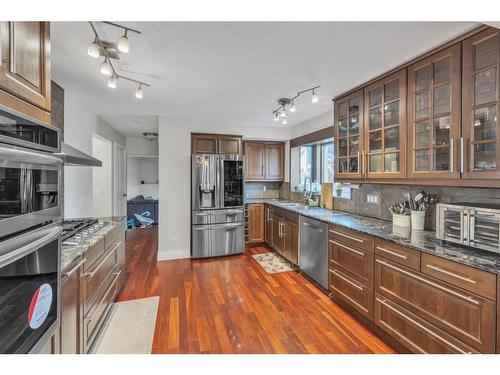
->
(62, 259), (86, 281)
(330, 240), (365, 257)
(376, 246), (407, 260)
(330, 269), (364, 291)
(376, 297), (469, 354)
(329, 229), (364, 243)
(425, 264), (476, 285)
(375, 259), (479, 306)
(88, 270), (121, 323)
(84, 241), (121, 278)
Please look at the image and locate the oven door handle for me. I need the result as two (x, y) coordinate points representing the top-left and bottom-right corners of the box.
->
(0, 225), (62, 268)
(0, 143), (63, 166)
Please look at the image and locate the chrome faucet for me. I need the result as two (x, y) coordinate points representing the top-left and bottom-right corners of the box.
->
(303, 176), (312, 199)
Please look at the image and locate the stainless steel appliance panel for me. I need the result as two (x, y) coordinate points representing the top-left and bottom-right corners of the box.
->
(192, 222), (244, 258)
(0, 143), (63, 239)
(192, 154), (219, 210)
(437, 202), (500, 254)
(219, 154), (244, 209)
(0, 221), (62, 353)
(299, 216), (328, 288)
(192, 208), (244, 225)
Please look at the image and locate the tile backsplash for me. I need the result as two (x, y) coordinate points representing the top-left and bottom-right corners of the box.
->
(245, 182), (281, 199)
(333, 184), (500, 231)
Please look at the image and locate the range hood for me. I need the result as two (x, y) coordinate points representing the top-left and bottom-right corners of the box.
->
(55, 142), (102, 167)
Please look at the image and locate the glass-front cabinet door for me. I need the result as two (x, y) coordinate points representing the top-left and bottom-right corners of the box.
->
(363, 70), (406, 178)
(462, 28), (500, 180)
(335, 89), (364, 179)
(407, 44), (461, 179)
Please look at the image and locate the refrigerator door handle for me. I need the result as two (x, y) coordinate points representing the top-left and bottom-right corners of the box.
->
(218, 156), (223, 209)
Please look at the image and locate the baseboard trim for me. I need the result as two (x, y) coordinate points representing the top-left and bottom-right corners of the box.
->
(157, 249), (190, 261)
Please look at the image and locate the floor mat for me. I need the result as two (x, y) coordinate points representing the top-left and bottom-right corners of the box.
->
(252, 252), (293, 274)
(93, 296), (159, 354)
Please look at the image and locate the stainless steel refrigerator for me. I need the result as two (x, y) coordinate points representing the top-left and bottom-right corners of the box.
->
(191, 154), (245, 258)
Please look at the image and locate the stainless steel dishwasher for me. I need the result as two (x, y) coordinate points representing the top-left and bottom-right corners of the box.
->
(299, 215), (328, 288)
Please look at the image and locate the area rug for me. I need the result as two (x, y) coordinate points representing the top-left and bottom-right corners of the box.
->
(93, 296), (159, 354)
(252, 252), (293, 274)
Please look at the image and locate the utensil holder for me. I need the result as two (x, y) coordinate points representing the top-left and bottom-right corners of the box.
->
(411, 210), (426, 230)
(392, 213), (410, 228)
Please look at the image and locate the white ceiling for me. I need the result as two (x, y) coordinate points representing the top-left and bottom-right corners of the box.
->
(51, 22), (479, 136)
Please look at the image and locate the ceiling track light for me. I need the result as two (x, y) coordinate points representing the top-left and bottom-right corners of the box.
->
(272, 85), (320, 123)
(88, 21), (150, 99)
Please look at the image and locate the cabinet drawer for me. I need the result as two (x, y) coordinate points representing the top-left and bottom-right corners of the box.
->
(421, 253), (497, 301)
(84, 270), (121, 351)
(84, 237), (105, 272)
(375, 257), (496, 352)
(329, 268), (373, 319)
(329, 239), (373, 287)
(374, 293), (478, 353)
(105, 224), (123, 251)
(83, 241), (121, 312)
(328, 225), (373, 253)
(375, 239), (420, 271)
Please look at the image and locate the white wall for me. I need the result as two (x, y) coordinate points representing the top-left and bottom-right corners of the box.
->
(127, 156), (159, 200)
(92, 135), (113, 217)
(158, 118), (289, 261)
(126, 136), (158, 156)
(63, 89), (126, 218)
(289, 110), (333, 139)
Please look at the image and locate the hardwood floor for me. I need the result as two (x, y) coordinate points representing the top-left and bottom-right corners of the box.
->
(118, 227), (395, 354)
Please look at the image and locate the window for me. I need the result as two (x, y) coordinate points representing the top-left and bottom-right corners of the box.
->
(299, 145), (314, 183)
(321, 142), (334, 183)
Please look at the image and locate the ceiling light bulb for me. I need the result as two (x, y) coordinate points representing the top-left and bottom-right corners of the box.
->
(87, 39), (100, 59)
(311, 90), (319, 103)
(100, 58), (112, 76)
(108, 75), (117, 89)
(274, 112), (280, 122)
(135, 84), (143, 99)
(282, 118), (288, 125)
(118, 31), (130, 53)
(290, 101), (296, 112)
(280, 110), (287, 118)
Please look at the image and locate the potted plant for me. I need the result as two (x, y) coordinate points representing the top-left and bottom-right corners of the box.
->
(335, 182), (344, 197)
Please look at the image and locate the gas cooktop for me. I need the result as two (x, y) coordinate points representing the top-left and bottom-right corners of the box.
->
(62, 218), (106, 246)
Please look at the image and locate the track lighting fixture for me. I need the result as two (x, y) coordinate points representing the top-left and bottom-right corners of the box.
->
(100, 58), (112, 76)
(311, 89), (319, 103)
(87, 38), (100, 58)
(108, 74), (117, 88)
(118, 30), (130, 53)
(272, 85), (320, 123)
(88, 22), (150, 99)
(135, 84), (144, 99)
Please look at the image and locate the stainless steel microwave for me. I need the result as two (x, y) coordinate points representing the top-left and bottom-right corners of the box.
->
(436, 202), (500, 254)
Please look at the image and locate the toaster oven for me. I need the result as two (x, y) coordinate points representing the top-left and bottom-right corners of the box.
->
(436, 202), (500, 254)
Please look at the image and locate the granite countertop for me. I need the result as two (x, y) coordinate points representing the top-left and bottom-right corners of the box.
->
(248, 198), (500, 275)
(61, 217), (125, 272)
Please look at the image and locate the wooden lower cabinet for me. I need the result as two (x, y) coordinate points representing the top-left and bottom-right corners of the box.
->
(329, 238), (373, 287)
(247, 204), (264, 243)
(282, 219), (298, 265)
(59, 256), (84, 354)
(271, 213), (284, 253)
(374, 293), (478, 353)
(266, 207), (298, 266)
(375, 257), (496, 353)
(264, 205), (273, 245)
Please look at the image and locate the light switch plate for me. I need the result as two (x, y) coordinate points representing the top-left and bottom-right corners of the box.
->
(367, 193), (379, 204)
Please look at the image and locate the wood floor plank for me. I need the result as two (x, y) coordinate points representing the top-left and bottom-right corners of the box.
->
(118, 227), (396, 354)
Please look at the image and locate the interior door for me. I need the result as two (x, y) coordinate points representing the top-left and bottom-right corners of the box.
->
(113, 143), (127, 217)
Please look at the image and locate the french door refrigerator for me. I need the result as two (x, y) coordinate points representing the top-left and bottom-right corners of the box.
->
(191, 154), (244, 258)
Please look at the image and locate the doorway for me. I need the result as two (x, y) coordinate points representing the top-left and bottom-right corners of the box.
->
(92, 134), (113, 217)
(114, 143), (127, 217)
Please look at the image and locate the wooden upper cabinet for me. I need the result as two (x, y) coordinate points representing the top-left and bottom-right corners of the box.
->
(265, 143), (284, 180)
(192, 134), (218, 153)
(244, 141), (284, 181)
(0, 22), (51, 112)
(363, 70), (407, 179)
(335, 89), (364, 179)
(408, 44), (462, 179)
(218, 135), (242, 154)
(462, 28), (500, 180)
